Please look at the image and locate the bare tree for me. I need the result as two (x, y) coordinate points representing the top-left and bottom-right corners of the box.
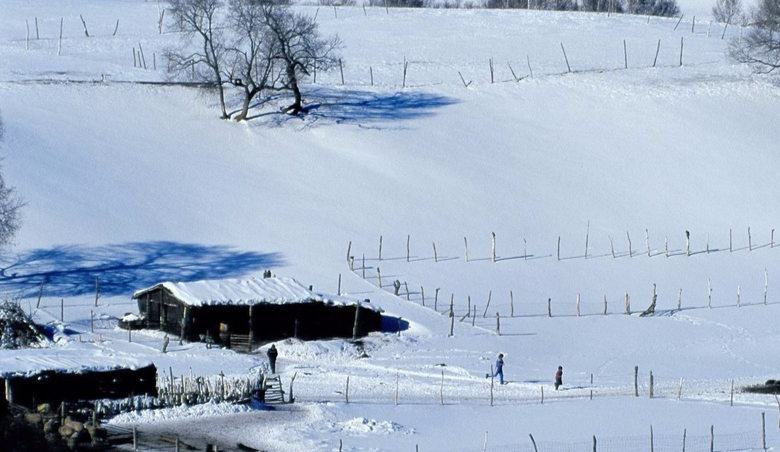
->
(712, 0), (744, 24)
(226, 0), (280, 121)
(730, 0), (780, 73)
(165, 0), (232, 119)
(0, 112), (24, 249)
(258, 1), (343, 115)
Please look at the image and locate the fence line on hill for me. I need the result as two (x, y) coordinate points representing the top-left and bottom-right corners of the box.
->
(343, 228), (778, 328)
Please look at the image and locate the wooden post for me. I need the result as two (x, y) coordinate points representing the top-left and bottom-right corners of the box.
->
(708, 279), (712, 309)
(113, 19), (119, 36)
(433, 242), (438, 262)
(406, 235), (410, 262)
(649, 371), (655, 398)
(625, 293), (631, 315)
(337, 274), (341, 296)
(510, 291), (514, 317)
(585, 221), (590, 259)
(540, 386), (544, 404)
(665, 237), (669, 257)
(557, 236), (561, 260)
(25, 20), (29, 50)
(472, 306), (476, 327)
(405, 282), (410, 301)
(483, 291), (492, 318)
(730, 379), (734, 406)
(547, 298), (552, 317)
(560, 43), (571, 73)
(622, 39), (628, 69)
(421, 286), (425, 306)
(464, 237), (469, 262)
(762, 412), (767, 451)
(736, 285), (740, 307)
(394, 371), (399, 405)
(440, 370), (444, 405)
(345, 376), (350, 403)
(57, 18), (63, 56)
(679, 37), (684, 67)
(361, 254), (365, 279)
(576, 293), (581, 317)
(79, 14), (89, 37)
(489, 58), (494, 84)
(495, 312), (500, 336)
(435, 288), (440, 311)
(489, 368), (494, 406)
(35, 17), (39, 39)
(526, 55), (533, 78)
(772, 229), (775, 248)
(677, 289), (682, 310)
(627, 231), (633, 256)
(593, 435), (597, 452)
(729, 228), (733, 252)
(449, 309), (454, 337)
(653, 39), (661, 67)
(529, 434), (539, 452)
(610, 236), (615, 258)
(132, 426), (138, 450)
(346, 241), (352, 263)
(339, 59), (344, 85)
(491, 232), (496, 262)
(91, 310), (94, 333)
(603, 295), (607, 315)
(682, 429), (687, 452)
(378, 235), (383, 261)
(376, 267), (382, 289)
(60, 298), (64, 322)
(352, 304), (362, 340)
(775, 395), (780, 428)
(646, 229), (651, 256)
(649, 426), (656, 452)
(749, 227), (753, 250)
(764, 269), (768, 305)
(709, 425), (714, 452)
(634, 366), (639, 397)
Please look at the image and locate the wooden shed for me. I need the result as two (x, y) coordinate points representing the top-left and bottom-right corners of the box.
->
(1, 364), (157, 410)
(131, 277), (383, 347)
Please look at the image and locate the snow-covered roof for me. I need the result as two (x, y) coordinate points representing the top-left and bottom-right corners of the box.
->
(133, 277), (382, 312)
(0, 349), (154, 379)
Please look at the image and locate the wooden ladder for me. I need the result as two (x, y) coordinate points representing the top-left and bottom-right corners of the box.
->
(262, 375), (286, 404)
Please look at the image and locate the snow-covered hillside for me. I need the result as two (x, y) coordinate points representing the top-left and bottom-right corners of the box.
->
(0, 1), (779, 451)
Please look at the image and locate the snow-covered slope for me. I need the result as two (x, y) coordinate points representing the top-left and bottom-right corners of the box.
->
(0, 1), (779, 451)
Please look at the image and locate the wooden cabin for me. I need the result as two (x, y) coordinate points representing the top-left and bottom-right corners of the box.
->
(131, 277), (382, 347)
(1, 364), (157, 410)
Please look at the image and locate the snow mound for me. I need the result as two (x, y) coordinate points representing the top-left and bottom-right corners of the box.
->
(108, 400), (254, 425)
(337, 417), (412, 435)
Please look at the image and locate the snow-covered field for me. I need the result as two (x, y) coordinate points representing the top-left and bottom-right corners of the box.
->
(1, 0), (779, 451)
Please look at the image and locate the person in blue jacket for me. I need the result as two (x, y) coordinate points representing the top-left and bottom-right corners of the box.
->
(485, 353), (505, 384)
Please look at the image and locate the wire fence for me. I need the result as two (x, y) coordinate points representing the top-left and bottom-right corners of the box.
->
(469, 430), (768, 452)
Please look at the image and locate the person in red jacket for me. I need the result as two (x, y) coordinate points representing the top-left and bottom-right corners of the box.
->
(554, 366), (563, 390)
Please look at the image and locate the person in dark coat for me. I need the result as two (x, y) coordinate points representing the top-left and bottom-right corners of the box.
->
(267, 344), (279, 374)
(554, 366), (563, 390)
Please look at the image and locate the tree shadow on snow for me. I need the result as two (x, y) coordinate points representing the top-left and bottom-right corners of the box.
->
(244, 88), (458, 129)
(0, 242), (283, 299)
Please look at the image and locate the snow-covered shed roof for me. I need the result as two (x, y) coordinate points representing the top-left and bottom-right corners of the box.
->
(0, 348), (154, 378)
(133, 277), (382, 312)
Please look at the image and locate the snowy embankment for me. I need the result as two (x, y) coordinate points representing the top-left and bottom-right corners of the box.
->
(1, 1), (780, 451)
